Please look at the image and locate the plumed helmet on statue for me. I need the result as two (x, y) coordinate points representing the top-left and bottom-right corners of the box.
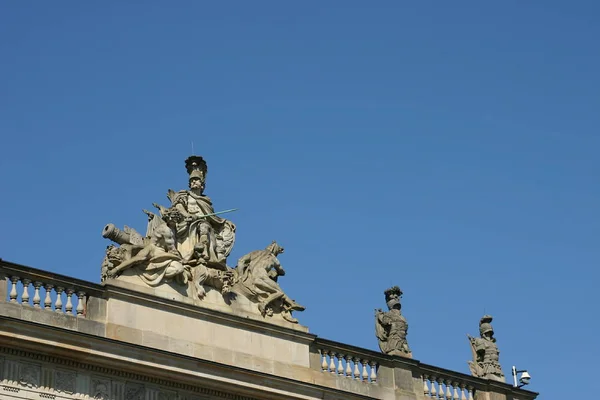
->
(185, 155), (208, 183)
(479, 314), (494, 336)
(384, 286), (403, 309)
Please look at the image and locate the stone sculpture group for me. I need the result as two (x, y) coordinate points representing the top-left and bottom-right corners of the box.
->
(101, 155), (304, 324)
(101, 155), (506, 381)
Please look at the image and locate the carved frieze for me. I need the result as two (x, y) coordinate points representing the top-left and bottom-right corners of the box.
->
(91, 377), (111, 400)
(158, 389), (178, 400)
(18, 362), (40, 388)
(0, 347), (261, 400)
(54, 370), (76, 394)
(125, 382), (145, 400)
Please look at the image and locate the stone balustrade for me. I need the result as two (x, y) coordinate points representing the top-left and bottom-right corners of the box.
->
(419, 363), (483, 400)
(0, 260), (103, 318)
(313, 338), (388, 386)
(422, 375), (474, 400)
(311, 338), (509, 400)
(0, 259), (539, 400)
(318, 348), (379, 383)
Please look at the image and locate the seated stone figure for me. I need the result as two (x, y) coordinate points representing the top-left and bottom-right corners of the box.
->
(163, 156), (236, 268)
(235, 241), (305, 323)
(103, 224), (189, 286)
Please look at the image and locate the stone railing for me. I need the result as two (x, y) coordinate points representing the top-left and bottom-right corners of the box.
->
(319, 349), (379, 382)
(0, 259), (104, 318)
(420, 364), (479, 400)
(0, 259), (538, 400)
(313, 338), (537, 400)
(314, 338), (385, 384)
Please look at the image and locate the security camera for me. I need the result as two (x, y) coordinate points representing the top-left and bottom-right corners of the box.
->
(519, 371), (531, 386)
(512, 366), (532, 388)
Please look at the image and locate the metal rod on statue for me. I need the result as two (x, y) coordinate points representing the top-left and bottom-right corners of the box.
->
(197, 208), (238, 218)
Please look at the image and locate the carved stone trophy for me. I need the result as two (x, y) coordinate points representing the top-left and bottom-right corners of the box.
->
(100, 155), (305, 326)
(467, 315), (505, 382)
(375, 286), (412, 358)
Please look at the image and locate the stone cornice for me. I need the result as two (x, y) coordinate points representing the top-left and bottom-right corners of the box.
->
(0, 316), (382, 400)
(0, 345), (260, 400)
(103, 282), (317, 344)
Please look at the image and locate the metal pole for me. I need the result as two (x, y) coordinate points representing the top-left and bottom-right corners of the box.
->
(512, 366), (517, 387)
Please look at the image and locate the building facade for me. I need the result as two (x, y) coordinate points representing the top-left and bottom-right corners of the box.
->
(0, 156), (538, 400)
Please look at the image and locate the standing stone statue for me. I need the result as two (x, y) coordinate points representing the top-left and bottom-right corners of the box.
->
(165, 156), (236, 267)
(375, 286), (412, 358)
(467, 315), (505, 382)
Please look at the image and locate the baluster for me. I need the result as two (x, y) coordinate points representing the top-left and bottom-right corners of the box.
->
(460, 383), (467, 400)
(369, 361), (377, 383)
(467, 386), (474, 400)
(65, 289), (74, 314)
(361, 359), (369, 382)
(336, 353), (344, 375)
(353, 357), (360, 379)
(9, 276), (19, 303)
(55, 287), (64, 312)
(76, 291), (86, 316)
(445, 379), (452, 400)
(43, 284), (53, 309)
(328, 351), (336, 373)
(32, 282), (42, 308)
(430, 376), (437, 398)
(320, 350), (328, 372)
(452, 382), (459, 400)
(344, 355), (352, 377)
(423, 375), (430, 397)
(437, 378), (444, 400)
(21, 279), (31, 305)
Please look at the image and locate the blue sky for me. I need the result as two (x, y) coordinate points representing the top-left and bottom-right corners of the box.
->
(1, 2), (599, 397)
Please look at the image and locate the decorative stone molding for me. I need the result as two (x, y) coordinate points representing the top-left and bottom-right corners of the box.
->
(0, 347), (262, 400)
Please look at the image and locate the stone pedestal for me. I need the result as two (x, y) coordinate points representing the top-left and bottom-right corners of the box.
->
(105, 268), (308, 332)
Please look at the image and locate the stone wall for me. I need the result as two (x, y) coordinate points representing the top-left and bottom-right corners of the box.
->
(0, 346), (265, 400)
(0, 261), (539, 400)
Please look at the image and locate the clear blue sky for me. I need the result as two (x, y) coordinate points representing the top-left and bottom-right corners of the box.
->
(1, 2), (598, 397)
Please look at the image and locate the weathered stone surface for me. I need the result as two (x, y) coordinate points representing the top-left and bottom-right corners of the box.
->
(375, 286), (412, 358)
(99, 156), (305, 326)
(86, 295), (107, 322)
(0, 274), (7, 302)
(468, 315), (505, 382)
(103, 293), (312, 368)
(233, 241), (305, 323)
(0, 290), (539, 400)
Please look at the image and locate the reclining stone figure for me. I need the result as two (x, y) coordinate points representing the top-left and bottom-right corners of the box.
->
(102, 224), (189, 286)
(235, 241), (305, 323)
